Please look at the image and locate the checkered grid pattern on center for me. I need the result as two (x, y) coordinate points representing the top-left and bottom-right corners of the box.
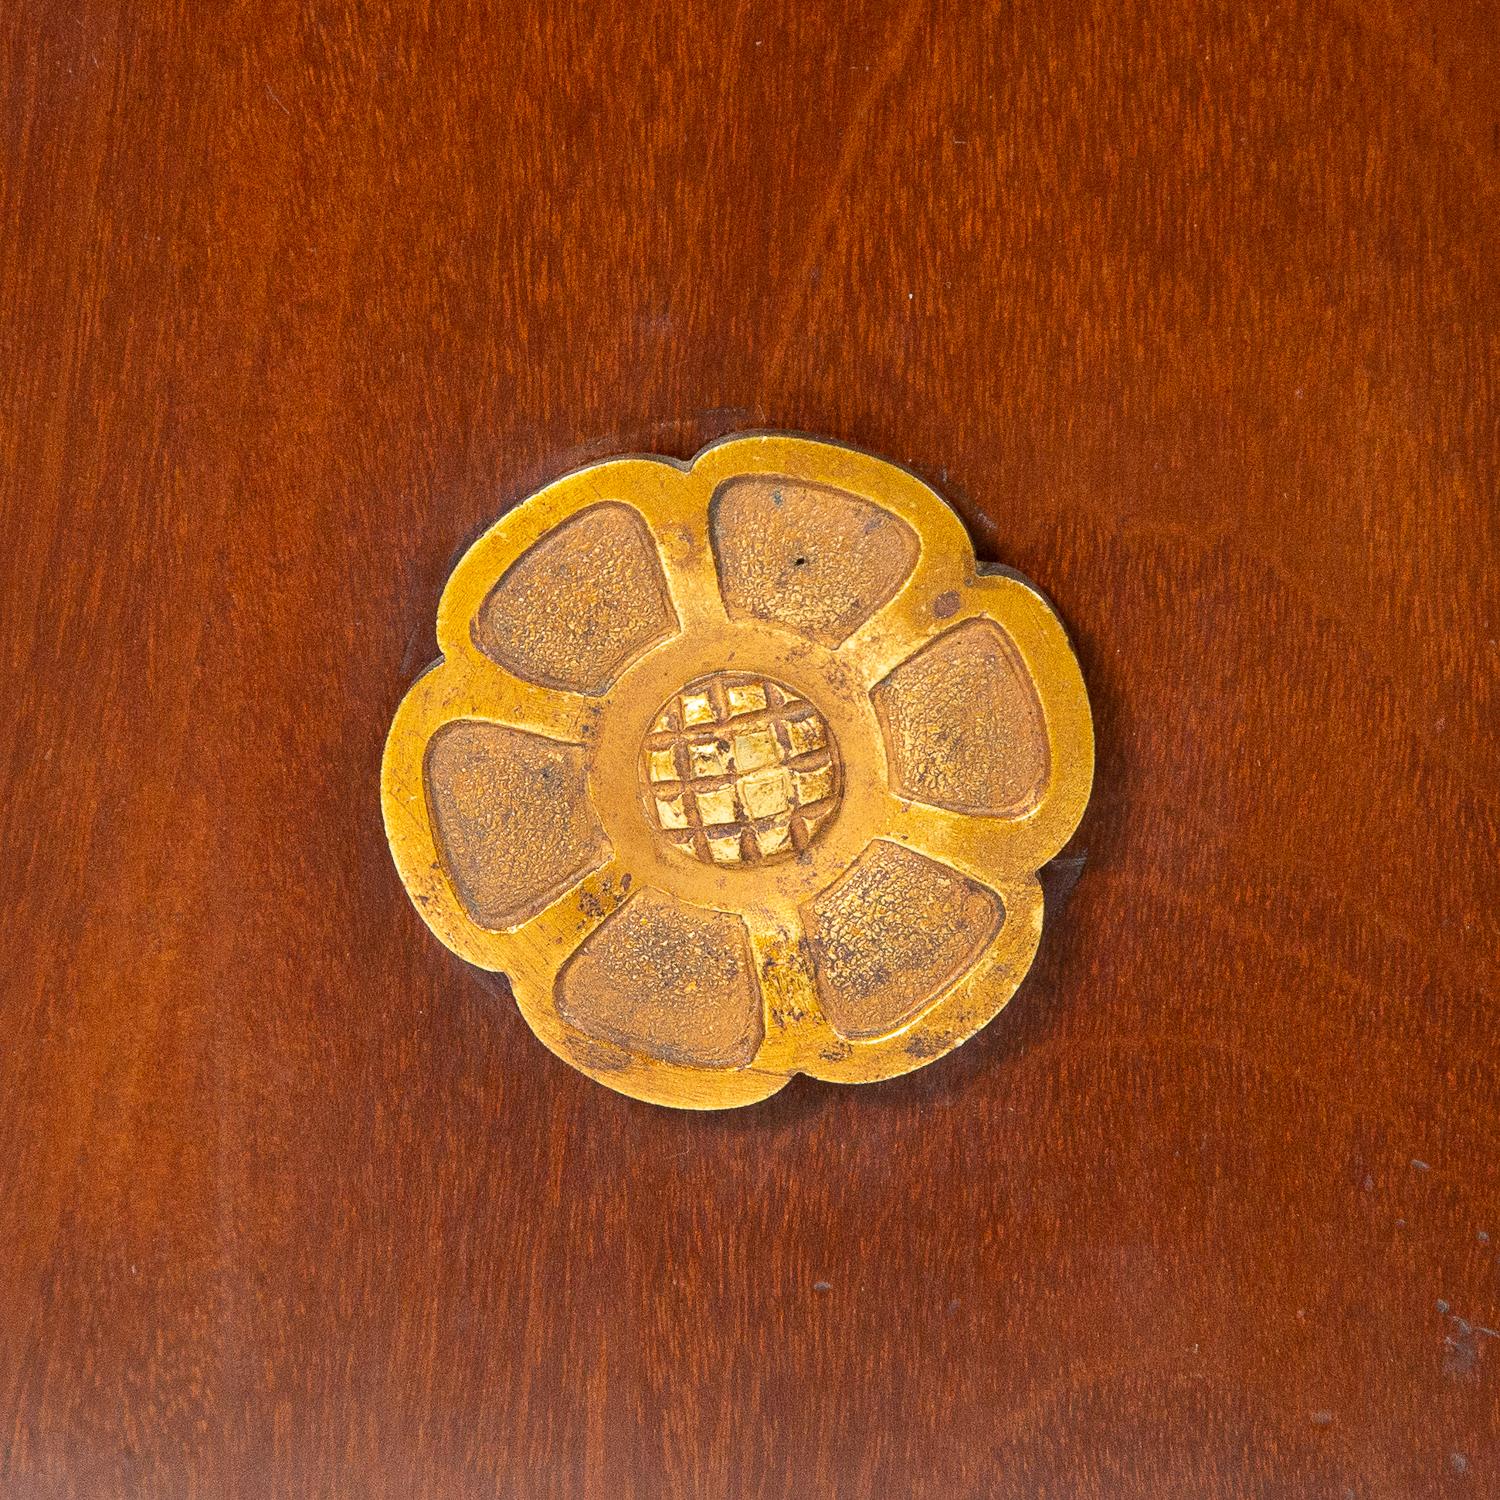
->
(641, 672), (841, 866)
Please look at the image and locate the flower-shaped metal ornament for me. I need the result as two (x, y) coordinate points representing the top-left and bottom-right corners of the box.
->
(382, 435), (1093, 1109)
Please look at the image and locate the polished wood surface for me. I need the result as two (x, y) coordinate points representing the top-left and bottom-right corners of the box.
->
(3, 2), (1496, 1495)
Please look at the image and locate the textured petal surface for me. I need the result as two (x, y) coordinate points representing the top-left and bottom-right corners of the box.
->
(803, 840), (1003, 1039)
(471, 502), (677, 693)
(710, 476), (918, 645)
(873, 617), (1049, 815)
(555, 889), (765, 1068)
(425, 721), (609, 928)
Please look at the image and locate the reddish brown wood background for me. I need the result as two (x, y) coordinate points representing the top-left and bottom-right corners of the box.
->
(3, 1), (1497, 1495)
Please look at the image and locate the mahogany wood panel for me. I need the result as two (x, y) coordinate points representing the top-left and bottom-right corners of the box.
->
(2, 1), (1496, 1495)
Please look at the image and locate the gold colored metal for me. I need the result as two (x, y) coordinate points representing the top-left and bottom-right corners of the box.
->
(382, 435), (1094, 1109)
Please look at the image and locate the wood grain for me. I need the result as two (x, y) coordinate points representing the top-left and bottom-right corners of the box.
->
(2, 1), (1496, 1495)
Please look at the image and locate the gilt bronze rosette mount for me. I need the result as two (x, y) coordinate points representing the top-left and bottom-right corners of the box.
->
(383, 435), (1093, 1108)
